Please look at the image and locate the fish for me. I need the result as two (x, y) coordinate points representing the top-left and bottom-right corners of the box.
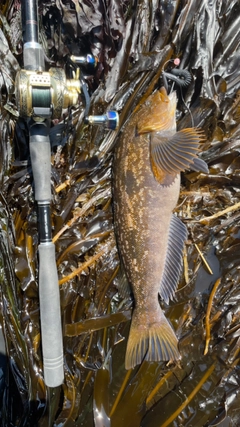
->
(113, 86), (208, 370)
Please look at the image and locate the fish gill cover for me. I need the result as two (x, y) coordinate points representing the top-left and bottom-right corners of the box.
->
(0, 0), (240, 426)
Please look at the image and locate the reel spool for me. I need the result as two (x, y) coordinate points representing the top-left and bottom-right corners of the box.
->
(15, 67), (81, 120)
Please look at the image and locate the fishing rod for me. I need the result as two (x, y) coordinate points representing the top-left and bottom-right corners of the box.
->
(15, 0), (118, 387)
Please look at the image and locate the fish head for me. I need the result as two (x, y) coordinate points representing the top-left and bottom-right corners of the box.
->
(138, 87), (177, 134)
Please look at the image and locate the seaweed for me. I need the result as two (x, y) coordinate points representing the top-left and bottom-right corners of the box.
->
(0, 0), (240, 426)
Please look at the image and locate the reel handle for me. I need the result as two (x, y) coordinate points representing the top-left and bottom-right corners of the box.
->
(85, 111), (119, 130)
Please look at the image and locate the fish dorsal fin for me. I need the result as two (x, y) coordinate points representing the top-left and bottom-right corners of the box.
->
(159, 214), (187, 304)
(150, 128), (206, 175)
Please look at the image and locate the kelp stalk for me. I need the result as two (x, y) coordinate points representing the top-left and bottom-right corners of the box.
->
(204, 278), (221, 355)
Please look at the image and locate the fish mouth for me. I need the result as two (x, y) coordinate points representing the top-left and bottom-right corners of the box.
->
(137, 87), (177, 134)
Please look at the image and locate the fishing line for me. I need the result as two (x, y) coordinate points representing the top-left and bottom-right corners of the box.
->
(162, 58), (188, 91)
(166, 69), (192, 87)
(178, 84), (195, 128)
(162, 58), (177, 93)
(162, 58), (195, 127)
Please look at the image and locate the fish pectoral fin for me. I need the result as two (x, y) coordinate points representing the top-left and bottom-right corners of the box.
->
(125, 308), (180, 370)
(191, 157), (209, 173)
(159, 214), (187, 304)
(150, 127), (207, 175)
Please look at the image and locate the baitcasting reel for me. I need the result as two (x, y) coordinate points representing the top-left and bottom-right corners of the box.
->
(15, 52), (119, 129)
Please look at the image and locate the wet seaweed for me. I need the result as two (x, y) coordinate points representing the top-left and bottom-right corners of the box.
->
(0, 0), (240, 426)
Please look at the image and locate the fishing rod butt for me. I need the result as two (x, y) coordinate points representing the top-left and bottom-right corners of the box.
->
(38, 242), (64, 387)
(43, 353), (64, 389)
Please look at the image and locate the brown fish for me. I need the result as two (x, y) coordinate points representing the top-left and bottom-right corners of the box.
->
(113, 87), (208, 370)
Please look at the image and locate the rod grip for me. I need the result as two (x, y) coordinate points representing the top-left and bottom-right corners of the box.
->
(30, 130), (51, 201)
(38, 242), (63, 387)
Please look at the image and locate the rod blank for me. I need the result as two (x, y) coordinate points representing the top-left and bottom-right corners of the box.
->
(22, 0), (39, 44)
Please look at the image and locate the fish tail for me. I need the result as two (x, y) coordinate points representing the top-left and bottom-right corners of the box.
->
(125, 308), (180, 370)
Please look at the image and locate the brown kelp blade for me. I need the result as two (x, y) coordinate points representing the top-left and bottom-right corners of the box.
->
(125, 308), (180, 370)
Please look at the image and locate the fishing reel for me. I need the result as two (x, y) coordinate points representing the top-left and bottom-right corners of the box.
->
(15, 51), (119, 129)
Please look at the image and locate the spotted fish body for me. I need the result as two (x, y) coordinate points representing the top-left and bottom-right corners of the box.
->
(113, 87), (208, 370)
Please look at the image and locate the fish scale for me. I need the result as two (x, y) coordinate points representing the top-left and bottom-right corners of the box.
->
(113, 87), (208, 370)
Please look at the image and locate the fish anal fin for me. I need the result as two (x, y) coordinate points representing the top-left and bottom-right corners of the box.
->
(150, 128), (207, 176)
(159, 214), (187, 303)
(125, 307), (180, 370)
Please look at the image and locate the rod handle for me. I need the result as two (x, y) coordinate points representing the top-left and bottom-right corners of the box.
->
(29, 124), (51, 201)
(38, 242), (64, 387)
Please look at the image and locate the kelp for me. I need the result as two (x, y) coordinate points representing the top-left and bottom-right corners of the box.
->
(0, 0), (240, 426)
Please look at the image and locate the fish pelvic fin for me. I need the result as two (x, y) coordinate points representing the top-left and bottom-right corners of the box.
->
(150, 128), (208, 177)
(125, 308), (180, 370)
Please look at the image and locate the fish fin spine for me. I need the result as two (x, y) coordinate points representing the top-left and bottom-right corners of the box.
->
(125, 308), (180, 370)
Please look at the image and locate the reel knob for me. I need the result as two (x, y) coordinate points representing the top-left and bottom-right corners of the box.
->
(85, 111), (119, 130)
(70, 54), (98, 68)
